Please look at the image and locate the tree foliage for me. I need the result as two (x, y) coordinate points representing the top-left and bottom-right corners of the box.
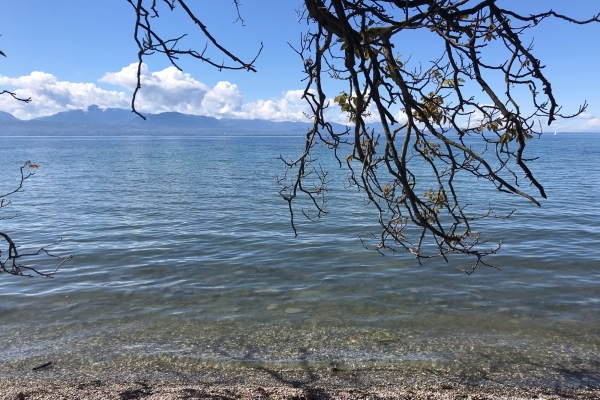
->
(128, 0), (599, 272)
(4, 2), (598, 273)
(286, 1), (599, 271)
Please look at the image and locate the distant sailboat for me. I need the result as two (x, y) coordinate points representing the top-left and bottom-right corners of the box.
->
(554, 130), (557, 135)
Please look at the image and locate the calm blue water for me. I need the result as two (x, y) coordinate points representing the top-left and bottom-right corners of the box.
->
(0, 133), (598, 386)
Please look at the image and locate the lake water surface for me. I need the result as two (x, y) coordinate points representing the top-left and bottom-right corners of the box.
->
(0, 133), (598, 387)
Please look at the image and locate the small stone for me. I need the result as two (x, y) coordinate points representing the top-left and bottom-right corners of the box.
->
(285, 308), (303, 314)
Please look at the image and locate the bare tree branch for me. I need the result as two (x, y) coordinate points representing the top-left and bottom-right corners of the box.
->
(126, 1), (598, 272)
(0, 44), (32, 104)
(0, 90), (31, 103)
(1, 162), (73, 278)
(273, 0), (599, 272)
(127, 0), (263, 119)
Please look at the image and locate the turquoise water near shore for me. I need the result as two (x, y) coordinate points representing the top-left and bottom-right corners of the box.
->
(0, 133), (598, 386)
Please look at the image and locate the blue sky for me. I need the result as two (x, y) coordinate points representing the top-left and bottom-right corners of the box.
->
(1, 1), (599, 131)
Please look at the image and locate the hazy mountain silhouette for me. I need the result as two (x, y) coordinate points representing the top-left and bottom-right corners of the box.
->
(0, 111), (19, 121)
(0, 105), (396, 136)
(25, 105), (339, 133)
(33, 105), (136, 124)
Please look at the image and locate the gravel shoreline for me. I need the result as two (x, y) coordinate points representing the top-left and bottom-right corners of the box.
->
(1, 379), (599, 400)
(1, 366), (598, 400)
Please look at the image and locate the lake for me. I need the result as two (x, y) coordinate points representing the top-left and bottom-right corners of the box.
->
(0, 133), (598, 387)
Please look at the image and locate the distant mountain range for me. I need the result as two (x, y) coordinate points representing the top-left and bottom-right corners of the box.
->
(0, 105), (354, 136)
(0, 111), (19, 121)
(1, 106), (595, 137)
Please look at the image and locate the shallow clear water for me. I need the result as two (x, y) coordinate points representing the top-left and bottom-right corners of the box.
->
(0, 133), (598, 386)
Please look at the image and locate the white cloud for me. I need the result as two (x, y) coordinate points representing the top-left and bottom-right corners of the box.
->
(99, 63), (314, 121)
(0, 63), (318, 121)
(456, 107), (600, 133)
(581, 117), (600, 130)
(571, 111), (600, 131)
(230, 90), (312, 122)
(202, 81), (243, 114)
(100, 63), (211, 115)
(97, 63), (139, 90)
(0, 63), (401, 124)
(326, 96), (407, 127)
(0, 71), (128, 119)
(19, 63), (594, 129)
(397, 108), (408, 123)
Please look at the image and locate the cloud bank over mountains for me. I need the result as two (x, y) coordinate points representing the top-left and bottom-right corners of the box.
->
(1, 62), (598, 131)
(0, 71), (129, 119)
(0, 62), (315, 122)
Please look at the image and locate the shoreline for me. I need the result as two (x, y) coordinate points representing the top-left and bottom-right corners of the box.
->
(2, 366), (599, 400)
(2, 379), (599, 400)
